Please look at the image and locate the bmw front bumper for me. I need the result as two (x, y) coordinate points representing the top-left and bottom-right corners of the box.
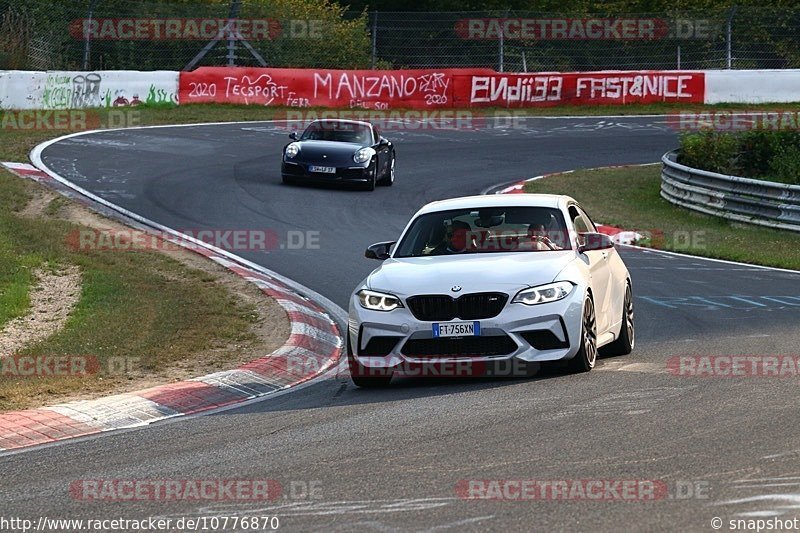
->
(347, 286), (586, 375)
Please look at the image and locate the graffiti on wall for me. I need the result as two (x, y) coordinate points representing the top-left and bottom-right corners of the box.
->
(464, 72), (705, 106)
(179, 67), (703, 110)
(312, 71), (451, 107)
(34, 72), (178, 109)
(178, 68), (492, 109)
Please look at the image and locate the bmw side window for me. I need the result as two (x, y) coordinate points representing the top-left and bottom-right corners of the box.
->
(568, 206), (589, 233)
(577, 207), (597, 232)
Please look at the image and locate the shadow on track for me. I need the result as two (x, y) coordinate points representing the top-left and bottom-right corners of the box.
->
(216, 360), (612, 417)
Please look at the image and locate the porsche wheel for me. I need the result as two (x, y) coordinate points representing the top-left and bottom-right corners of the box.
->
(362, 163), (376, 191)
(379, 154), (395, 186)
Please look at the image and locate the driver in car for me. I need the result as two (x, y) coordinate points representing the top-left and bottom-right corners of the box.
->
(526, 210), (562, 250)
(422, 220), (473, 255)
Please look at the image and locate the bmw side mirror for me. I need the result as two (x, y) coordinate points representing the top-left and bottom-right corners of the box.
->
(289, 132), (298, 140)
(365, 241), (395, 260)
(578, 232), (614, 254)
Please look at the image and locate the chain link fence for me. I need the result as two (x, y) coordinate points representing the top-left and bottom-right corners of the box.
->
(373, 8), (800, 71)
(2, 1), (800, 71)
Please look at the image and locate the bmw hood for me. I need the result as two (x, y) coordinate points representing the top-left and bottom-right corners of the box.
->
(292, 140), (366, 166)
(366, 251), (576, 297)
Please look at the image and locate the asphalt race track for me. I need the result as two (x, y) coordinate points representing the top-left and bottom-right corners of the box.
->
(3, 116), (800, 531)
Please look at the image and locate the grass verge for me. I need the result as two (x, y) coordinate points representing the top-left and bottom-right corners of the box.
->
(0, 120), (292, 412)
(524, 165), (800, 270)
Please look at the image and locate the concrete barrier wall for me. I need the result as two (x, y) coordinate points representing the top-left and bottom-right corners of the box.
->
(704, 70), (800, 104)
(2, 68), (800, 109)
(0, 71), (179, 109)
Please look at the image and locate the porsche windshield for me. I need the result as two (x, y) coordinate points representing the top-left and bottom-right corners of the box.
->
(393, 207), (572, 257)
(300, 121), (373, 144)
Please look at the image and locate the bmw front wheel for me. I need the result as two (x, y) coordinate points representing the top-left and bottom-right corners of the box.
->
(566, 296), (598, 373)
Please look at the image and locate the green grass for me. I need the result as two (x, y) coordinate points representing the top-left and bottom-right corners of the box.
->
(0, 252), (36, 328)
(0, 166), (263, 412)
(125, 101), (800, 120)
(524, 165), (800, 270)
(0, 173), (37, 328)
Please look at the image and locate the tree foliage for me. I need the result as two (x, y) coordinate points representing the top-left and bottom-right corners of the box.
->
(1, 0), (371, 70)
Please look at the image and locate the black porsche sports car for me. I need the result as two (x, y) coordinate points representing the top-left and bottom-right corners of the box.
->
(281, 119), (395, 191)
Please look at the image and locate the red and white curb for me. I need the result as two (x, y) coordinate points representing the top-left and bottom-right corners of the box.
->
(0, 162), (343, 452)
(2, 162), (57, 180)
(494, 165), (651, 244)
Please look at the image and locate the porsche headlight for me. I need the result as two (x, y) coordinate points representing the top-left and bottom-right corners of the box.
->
(354, 147), (374, 164)
(285, 143), (300, 158)
(512, 281), (574, 305)
(357, 289), (403, 311)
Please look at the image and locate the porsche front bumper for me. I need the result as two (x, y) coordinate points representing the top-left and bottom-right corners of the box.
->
(281, 161), (375, 183)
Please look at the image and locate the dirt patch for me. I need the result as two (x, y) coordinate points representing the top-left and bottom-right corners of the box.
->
(0, 265), (81, 358)
(18, 187), (51, 218)
(3, 179), (292, 409)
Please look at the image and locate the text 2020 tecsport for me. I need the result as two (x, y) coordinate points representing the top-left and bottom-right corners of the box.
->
(348, 194), (634, 387)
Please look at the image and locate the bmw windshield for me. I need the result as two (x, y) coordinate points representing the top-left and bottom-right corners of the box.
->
(393, 207), (572, 257)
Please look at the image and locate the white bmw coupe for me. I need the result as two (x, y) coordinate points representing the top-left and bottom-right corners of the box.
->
(348, 194), (634, 387)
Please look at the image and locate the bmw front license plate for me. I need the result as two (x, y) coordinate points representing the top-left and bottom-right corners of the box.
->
(433, 321), (481, 338)
(309, 165), (336, 174)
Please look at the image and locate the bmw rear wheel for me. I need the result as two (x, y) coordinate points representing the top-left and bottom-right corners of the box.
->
(602, 283), (634, 356)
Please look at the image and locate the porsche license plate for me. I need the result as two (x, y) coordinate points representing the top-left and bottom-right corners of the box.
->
(433, 321), (481, 338)
(309, 165), (336, 174)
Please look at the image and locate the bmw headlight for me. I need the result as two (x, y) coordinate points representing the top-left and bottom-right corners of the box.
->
(357, 289), (403, 311)
(512, 281), (574, 305)
(285, 143), (300, 158)
(353, 147), (375, 164)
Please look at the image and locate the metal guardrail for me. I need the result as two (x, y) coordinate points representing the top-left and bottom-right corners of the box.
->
(661, 150), (800, 233)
